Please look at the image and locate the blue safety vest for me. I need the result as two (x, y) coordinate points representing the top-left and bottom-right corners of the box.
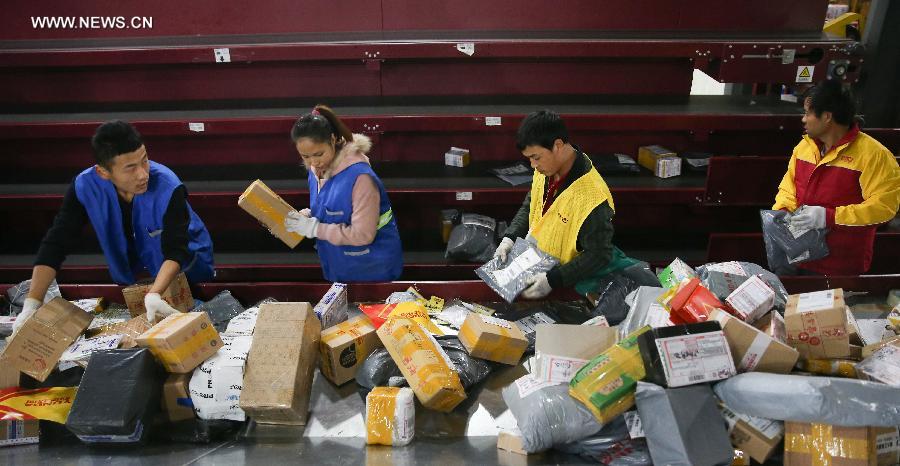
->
(309, 162), (403, 282)
(74, 161), (214, 284)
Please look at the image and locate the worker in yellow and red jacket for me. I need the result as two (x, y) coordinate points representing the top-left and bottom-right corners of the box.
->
(773, 80), (900, 275)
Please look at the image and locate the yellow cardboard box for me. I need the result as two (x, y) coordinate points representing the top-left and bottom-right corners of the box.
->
(320, 315), (381, 386)
(458, 314), (528, 365)
(136, 312), (222, 373)
(238, 179), (304, 248)
(122, 272), (193, 319)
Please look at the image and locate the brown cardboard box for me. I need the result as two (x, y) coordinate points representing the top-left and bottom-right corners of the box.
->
(238, 179), (304, 248)
(122, 272), (194, 319)
(458, 314), (528, 365)
(784, 289), (850, 359)
(875, 427), (900, 466)
(784, 422), (887, 466)
(136, 312), (223, 373)
(721, 405), (783, 463)
(863, 336), (900, 359)
(0, 298), (93, 382)
(319, 315), (381, 386)
(90, 315), (154, 349)
(0, 420), (39, 447)
(847, 306), (863, 345)
(377, 317), (466, 412)
(497, 429), (528, 455)
(637, 145), (681, 178)
(533, 324), (618, 383)
(711, 309), (799, 373)
(162, 373), (195, 422)
(0, 355), (20, 389)
(239, 302), (321, 425)
(753, 311), (787, 343)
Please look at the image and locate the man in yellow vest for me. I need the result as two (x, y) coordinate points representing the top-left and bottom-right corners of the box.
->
(495, 110), (616, 299)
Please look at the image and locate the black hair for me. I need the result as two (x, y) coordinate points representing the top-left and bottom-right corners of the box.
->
(516, 110), (569, 151)
(804, 80), (857, 126)
(91, 120), (143, 168)
(290, 104), (353, 146)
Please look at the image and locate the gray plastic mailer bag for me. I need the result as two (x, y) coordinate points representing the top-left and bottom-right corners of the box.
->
(618, 287), (669, 340)
(192, 290), (246, 333)
(760, 210), (829, 273)
(445, 213), (498, 263)
(476, 237), (558, 303)
(713, 372), (900, 427)
(556, 414), (652, 465)
(634, 382), (733, 466)
(502, 375), (603, 453)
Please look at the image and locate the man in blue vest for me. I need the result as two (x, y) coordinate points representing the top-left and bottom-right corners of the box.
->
(13, 121), (214, 331)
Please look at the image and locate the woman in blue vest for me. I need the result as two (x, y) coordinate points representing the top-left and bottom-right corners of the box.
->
(15, 121), (214, 332)
(284, 105), (403, 282)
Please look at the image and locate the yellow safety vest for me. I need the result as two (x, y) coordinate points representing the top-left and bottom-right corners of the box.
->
(528, 161), (614, 264)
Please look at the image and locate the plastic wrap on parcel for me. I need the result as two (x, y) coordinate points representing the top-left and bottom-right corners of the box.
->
(376, 318), (466, 412)
(696, 261), (788, 311)
(587, 273), (639, 326)
(65, 348), (164, 444)
(445, 213), (497, 263)
(192, 290), (245, 333)
(476, 237), (558, 303)
(502, 375), (603, 453)
(5, 279), (61, 315)
(618, 287), (670, 340)
(556, 415), (652, 465)
(855, 344), (900, 387)
(760, 209), (829, 273)
(569, 326), (651, 424)
(365, 387), (414, 446)
(713, 372), (900, 427)
(635, 381), (734, 466)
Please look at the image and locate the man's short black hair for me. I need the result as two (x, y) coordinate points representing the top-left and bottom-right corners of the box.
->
(91, 120), (143, 168)
(804, 80), (856, 126)
(516, 110), (569, 151)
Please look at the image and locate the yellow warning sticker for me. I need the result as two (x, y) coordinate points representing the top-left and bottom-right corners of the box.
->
(796, 65), (814, 83)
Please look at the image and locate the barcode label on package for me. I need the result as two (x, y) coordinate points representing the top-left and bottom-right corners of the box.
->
(656, 332), (736, 387)
(623, 411), (645, 439)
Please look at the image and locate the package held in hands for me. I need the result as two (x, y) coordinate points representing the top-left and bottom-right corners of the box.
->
(0, 297), (93, 382)
(313, 282), (348, 329)
(568, 326), (650, 424)
(136, 312), (223, 373)
(784, 289), (850, 359)
(65, 348), (164, 444)
(365, 387), (414, 446)
(122, 272), (193, 319)
(710, 308), (799, 374)
(238, 179), (304, 248)
(319, 315), (381, 386)
(638, 145), (681, 178)
(637, 321), (736, 387)
(458, 314), (528, 365)
(376, 317), (466, 412)
(239, 302), (321, 425)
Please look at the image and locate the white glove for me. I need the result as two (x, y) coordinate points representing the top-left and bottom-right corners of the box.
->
(493, 237), (514, 262)
(790, 205), (826, 230)
(521, 272), (552, 299)
(285, 210), (319, 238)
(145, 292), (179, 323)
(12, 297), (41, 334)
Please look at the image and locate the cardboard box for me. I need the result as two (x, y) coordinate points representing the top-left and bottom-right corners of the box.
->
(638, 145), (681, 178)
(0, 420), (39, 448)
(365, 386), (414, 446)
(122, 272), (194, 319)
(668, 278), (723, 324)
(710, 309), (799, 374)
(753, 311), (787, 343)
(238, 179), (304, 248)
(785, 289), (850, 359)
(0, 297), (93, 382)
(91, 315), (154, 349)
(533, 324), (618, 384)
(497, 429), (528, 455)
(66, 348), (164, 444)
(847, 306), (863, 345)
(720, 405), (784, 463)
(319, 315), (381, 385)
(313, 282), (348, 329)
(136, 312), (223, 373)
(0, 354), (20, 390)
(377, 317), (466, 412)
(876, 427), (900, 466)
(239, 303), (321, 425)
(724, 275), (775, 323)
(569, 327), (650, 424)
(784, 422), (895, 466)
(637, 321), (736, 387)
(458, 314), (528, 365)
(162, 373), (195, 422)
(862, 336), (900, 359)
(444, 146), (470, 168)
(855, 343), (900, 387)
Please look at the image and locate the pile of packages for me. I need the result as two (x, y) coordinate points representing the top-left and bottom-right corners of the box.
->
(2, 261), (899, 466)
